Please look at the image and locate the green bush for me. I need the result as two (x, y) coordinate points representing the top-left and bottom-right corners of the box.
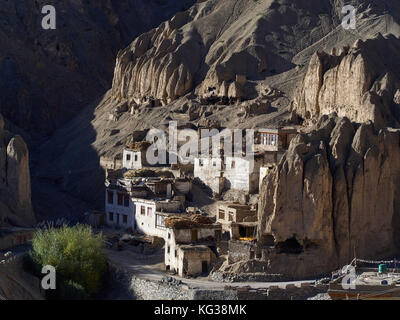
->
(30, 224), (107, 297)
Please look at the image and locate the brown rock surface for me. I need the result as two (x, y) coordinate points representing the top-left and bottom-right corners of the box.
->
(0, 114), (35, 227)
(292, 34), (400, 128)
(257, 114), (400, 279)
(111, 0), (346, 104)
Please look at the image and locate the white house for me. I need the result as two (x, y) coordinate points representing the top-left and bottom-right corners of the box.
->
(193, 157), (226, 194)
(134, 198), (184, 238)
(122, 141), (151, 170)
(105, 187), (135, 230)
(193, 154), (264, 194)
(164, 222), (221, 277)
(223, 155), (264, 194)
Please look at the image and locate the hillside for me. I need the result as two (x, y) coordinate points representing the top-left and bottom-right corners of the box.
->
(0, 0), (195, 136)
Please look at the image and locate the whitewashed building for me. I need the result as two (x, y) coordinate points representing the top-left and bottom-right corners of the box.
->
(134, 198), (184, 238)
(105, 181), (148, 230)
(193, 157), (226, 194)
(164, 222), (221, 277)
(122, 142), (151, 170)
(193, 154), (264, 194)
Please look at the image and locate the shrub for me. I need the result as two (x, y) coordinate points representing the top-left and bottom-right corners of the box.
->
(30, 224), (107, 297)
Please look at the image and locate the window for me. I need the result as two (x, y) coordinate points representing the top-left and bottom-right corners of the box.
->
(117, 193), (123, 206)
(147, 207), (153, 217)
(191, 229), (198, 242)
(218, 209), (225, 220)
(175, 250), (177, 257)
(107, 191), (114, 204)
(199, 159), (203, 167)
(168, 233), (171, 239)
(124, 195), (130, 207)
(141, 206), (145, 215)
(123, 215), (128, 224)
(135, 154), (138, 162)
(126, 154), (131, 161)
(109, 212), (114, 222)
(167, 246), (170, 254)
(213, 161), (216, 167)
(156, 214), (166, 229)
(231, 160), (236, 168)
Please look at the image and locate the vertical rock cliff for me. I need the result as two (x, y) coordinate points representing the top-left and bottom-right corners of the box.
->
(0, 114), (35, 227)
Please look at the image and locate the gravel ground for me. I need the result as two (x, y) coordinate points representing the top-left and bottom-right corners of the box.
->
(307, 293), (331, 300)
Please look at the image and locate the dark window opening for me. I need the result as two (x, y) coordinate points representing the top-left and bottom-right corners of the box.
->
(126, 154), (131, 161)
(123, 215), (128, 224)
(124, 195), (130, 207)
(202, 261), (208, 273)
(191, 229), (198, 242)
(249, 250), (255, 260)
(107, 191), (114, 204)
(239, 226), (256, 238)
(117, 193), (123, 206)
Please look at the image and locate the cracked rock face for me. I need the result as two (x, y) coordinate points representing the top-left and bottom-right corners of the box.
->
(111, 0), (344, 104)
(291, 34), (400, 129)
(257, 114), (400, 279)
(0, 115), (35, 227)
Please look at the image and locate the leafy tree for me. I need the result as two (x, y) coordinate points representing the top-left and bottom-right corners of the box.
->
(30, 224), (107, 298)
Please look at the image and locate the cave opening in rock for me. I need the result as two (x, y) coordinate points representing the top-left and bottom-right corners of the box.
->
(275, 237), (303, 254)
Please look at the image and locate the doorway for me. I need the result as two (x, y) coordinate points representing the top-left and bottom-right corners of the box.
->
(202, 261), (208, 273)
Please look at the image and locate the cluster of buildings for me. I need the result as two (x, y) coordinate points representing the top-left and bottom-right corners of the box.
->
(102, 126), (298, 278)
(194, 126), (297, 194)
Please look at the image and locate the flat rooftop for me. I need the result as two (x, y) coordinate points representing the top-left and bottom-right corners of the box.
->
(355, 271), (400, 286)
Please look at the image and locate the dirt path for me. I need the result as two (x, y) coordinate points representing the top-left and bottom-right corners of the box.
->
(107, 248), (316, 290)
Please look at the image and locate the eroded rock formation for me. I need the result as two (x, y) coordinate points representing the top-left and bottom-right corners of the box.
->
(256, 114), (400, 279)
(0, 115), (35, 227)
(291, 34), (400, 128)
(111, 0), (345, 104)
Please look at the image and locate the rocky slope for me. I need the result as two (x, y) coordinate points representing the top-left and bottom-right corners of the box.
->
(111, 0), (346, 104)
(26, 0), (400, 282)
(0, 0), (195, 135)
(0, 115), (35, 228)
(31, 0), (400, 219)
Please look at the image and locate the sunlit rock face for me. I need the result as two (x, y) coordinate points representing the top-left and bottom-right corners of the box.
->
(111, 0), (345, 105)
(257, 114), (400, 279)
(291, 35), (400, 129)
